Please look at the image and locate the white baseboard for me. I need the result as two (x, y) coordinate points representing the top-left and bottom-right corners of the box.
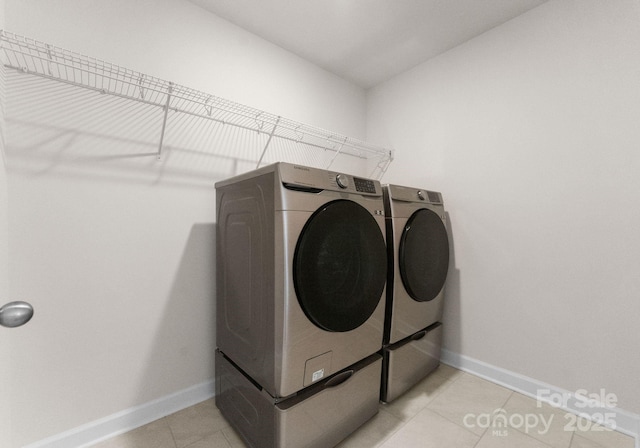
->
(23, 380), (216, 448)
(441, 349), (640, 447)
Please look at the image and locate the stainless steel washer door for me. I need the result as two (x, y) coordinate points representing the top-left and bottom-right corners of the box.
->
(293, 199), (387, 332)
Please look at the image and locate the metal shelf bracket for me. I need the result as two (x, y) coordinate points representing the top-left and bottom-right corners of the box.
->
(157, 82), (173, 160)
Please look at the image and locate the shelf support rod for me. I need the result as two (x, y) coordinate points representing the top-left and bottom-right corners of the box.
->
(326, 136), (348, 170)
(157, 82), (173, 160)
(256, 116), (280, 168)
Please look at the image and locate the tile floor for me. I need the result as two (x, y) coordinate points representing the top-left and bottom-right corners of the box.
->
(91, 364), (636, 448)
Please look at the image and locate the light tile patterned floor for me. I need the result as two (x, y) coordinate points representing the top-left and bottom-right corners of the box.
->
(90, 365), (636, 448)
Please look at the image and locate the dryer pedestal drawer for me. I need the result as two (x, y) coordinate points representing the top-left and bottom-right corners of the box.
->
(381, 322), (442, 403)
(216, 350), (381, 448)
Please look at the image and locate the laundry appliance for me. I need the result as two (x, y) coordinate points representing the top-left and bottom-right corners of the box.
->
(215, 162), (388, 447)
(381, 184), (450, 402)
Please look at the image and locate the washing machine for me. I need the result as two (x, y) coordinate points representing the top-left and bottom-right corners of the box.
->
(381, 184), (450, 402)
(215, 162), (387, 447)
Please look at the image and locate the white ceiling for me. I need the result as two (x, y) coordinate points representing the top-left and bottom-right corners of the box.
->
(188, 0), (548, 89)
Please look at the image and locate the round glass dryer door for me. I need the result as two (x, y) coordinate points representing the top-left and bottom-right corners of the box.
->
(399, 208), (450, 302)
(293, 200), (387, 332)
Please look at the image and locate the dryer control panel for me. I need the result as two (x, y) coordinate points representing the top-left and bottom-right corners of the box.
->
(386, 184), (443, 204)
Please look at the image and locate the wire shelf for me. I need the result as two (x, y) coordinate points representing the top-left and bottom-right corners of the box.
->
(0, 30), (393, 179)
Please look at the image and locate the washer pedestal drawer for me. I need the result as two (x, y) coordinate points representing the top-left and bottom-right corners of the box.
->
(216, 350), (381, 448)
(381, 322), (442, 403)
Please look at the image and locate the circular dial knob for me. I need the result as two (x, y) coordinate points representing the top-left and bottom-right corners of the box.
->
(417, 190), (425, 200)
(336, 174), (349, 189)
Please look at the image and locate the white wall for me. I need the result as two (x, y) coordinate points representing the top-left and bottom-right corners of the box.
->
(5, 0), (366, 137)
(3, 0), (367, 446)
(0, 0), (7, 291)
(1, 0), (14, 446)
(367, 0), (640, 415)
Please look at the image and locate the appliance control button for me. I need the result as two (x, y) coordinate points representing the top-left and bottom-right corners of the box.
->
(336, 174), (349, 189)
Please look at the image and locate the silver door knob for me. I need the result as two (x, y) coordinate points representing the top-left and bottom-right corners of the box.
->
(0, 301), (34, 328)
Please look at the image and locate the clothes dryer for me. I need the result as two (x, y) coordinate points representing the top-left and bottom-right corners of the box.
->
(216, 163), (387, 398)
(381, 184), (450, 402)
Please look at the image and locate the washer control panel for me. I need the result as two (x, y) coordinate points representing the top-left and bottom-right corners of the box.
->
(353, 177), (377, 194)
(328, 172), (380, 194)
(279, 163), (382, 196)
